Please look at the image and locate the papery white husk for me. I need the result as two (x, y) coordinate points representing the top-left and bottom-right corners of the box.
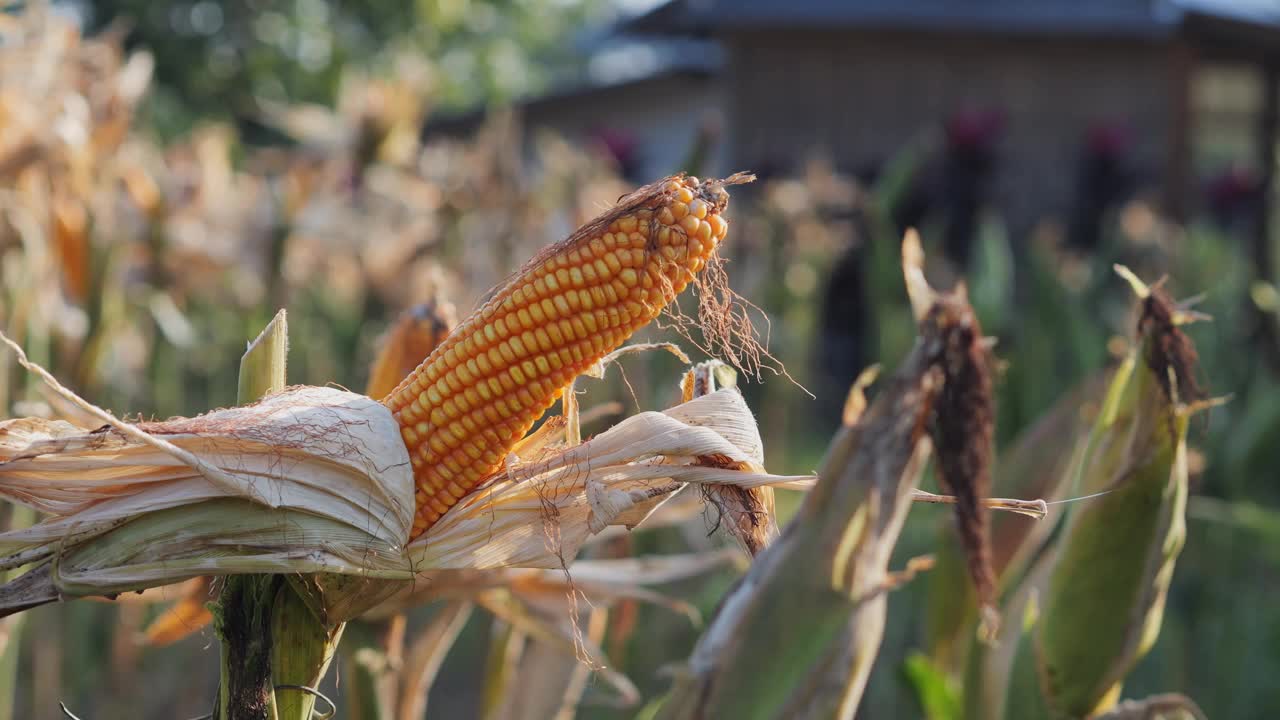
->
(0, 376), (808, 609)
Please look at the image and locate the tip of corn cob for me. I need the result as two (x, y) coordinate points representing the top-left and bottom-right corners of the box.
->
(385, 173), (754, 538)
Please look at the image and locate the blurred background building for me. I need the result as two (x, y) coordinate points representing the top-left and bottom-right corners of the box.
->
(437, 0), (1279, 236)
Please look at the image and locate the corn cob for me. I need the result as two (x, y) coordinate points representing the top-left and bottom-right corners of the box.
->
(367, 301), (458, 400)
(385, 174), (747, 538)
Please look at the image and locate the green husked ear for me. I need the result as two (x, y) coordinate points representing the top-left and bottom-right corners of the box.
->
(1028, 273), (1215, 719)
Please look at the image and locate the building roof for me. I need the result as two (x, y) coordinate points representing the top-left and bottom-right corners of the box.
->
(621, 0), (1280, 40)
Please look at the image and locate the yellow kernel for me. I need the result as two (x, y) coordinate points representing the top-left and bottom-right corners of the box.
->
(442, 397), (460, 418)
(689, 199), (707, 219)
(581, 262), (598, 283)
(553, 294), (571, 316)
(534, 328), (554, 351)
(499, 342), (517, 364)
(517, 308), (533, 329)
(535, 356), (552, 375)
(569, 267), (585, 287)
(555, 268), (572, 288)
(510, 364), (526, 384)
(493, 397), (512, 418)
(680, 214), (700, 235)
(541, 298), (558, 320)
(658, 207), (676, 226)
(482, 404), (502, 424)
(603, 252), (622, 273)
(676, 187), (694, 203)
(521, 359), (538, 379)
(695, 219), (712, 243)
(708, 213), (727, 238)
(619, 216), (637, 232)
(546, 321), (564, 345)
(618, 268), (639, 287)
(671, 202), (689, 220)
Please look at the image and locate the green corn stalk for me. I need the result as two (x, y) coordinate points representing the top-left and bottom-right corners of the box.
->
(214, 310), (348, 720)
(1010, 273), (1213, 719)
(0, 506), (33, 720)
(215, 309), (290, 720)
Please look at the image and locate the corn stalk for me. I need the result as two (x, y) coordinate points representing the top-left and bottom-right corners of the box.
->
(214, 310), (345, 720)
(0, 506), (32, 720)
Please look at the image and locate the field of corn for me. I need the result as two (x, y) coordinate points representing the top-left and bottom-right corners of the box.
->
(1, 6), (1279, 720)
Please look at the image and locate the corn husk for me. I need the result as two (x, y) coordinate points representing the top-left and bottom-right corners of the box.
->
(1022, 271), (1216, 718)
(0, 334), (805, 621)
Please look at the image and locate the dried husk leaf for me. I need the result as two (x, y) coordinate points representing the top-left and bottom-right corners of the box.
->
(408, 389), (806, 572)
(0, 345), (800, 622)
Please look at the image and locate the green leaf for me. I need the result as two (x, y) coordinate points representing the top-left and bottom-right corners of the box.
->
(903, 652), (962, 720)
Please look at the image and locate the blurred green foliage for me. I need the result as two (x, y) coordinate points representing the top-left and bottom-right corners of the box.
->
(89, 0), (603, 135)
